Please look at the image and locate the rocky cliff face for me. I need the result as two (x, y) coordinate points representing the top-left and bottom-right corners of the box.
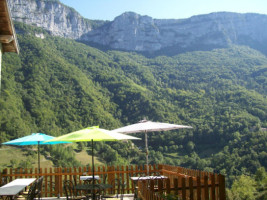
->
(8, 0), (105, 39)
(8, 0), (267, 52)
(82, 12), (267, 52)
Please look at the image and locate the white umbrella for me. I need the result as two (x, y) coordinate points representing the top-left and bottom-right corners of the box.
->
(113, 119), (193, 174)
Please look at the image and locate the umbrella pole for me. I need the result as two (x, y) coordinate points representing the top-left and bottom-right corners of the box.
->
(38, 141), (40, 176)
(91, 139), (95, 200)
(145, 131), (149, 175)
(92, 139), (95, 184)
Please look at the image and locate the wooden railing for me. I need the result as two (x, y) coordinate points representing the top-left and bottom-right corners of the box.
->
(0, 164), (159, 197)
(0, 164), (226, 200)
(138, 164), (226, 200)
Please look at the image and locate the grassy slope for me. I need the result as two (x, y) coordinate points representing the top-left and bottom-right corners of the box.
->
(0, 146), (104, 169)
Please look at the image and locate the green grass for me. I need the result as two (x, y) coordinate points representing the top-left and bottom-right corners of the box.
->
(0, 146), (30, 168)
(0, 146), (54, 169)
(0, 146), (104, 169)
(35, 154), (54, 169)
(74, 149), (104, 166)
(163, 152), (184, 160)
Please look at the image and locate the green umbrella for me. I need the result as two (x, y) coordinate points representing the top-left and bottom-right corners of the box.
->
(47, 126), (141, 187)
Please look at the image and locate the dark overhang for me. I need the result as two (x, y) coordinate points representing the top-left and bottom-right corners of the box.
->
(0, 0), (19, 53)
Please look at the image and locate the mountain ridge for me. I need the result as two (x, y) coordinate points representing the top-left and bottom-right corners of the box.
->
(8, 0), (267, 54)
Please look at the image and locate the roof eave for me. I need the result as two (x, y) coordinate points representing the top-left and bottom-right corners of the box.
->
(0, 0), (19, 54)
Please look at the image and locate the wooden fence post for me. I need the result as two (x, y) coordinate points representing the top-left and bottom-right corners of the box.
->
(189, 177), (194, 200)
(219, 175), (226, 200)
(130, 165), (134, 193)
(49, 168), (52, 197)
(211, 174), (216, 200)
(0, 170), (3, 185)
(197, 176), (201, 200)
(126, 165), (130, 193)
(174, 178), (179, 196)
(182, 177), (186, 200)
(150, 179), (155, 192)
(158, 179), (163, 194)
(9, 168), (13, 181)
(55, 168), (60, 198)
(204, 175), (209, 200)
(166, 178), (171, 195)
(60, 167), (63, 197)
(44, 168), (48, 197)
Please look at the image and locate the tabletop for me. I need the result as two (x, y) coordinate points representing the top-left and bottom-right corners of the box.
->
(0, 178), (36, 196)
(130, 175), (167, 181)
(80, 176), (100, 181)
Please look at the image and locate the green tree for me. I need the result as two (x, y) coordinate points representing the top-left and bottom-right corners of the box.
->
(255, 167), (266, 182)
(186, 141), (195, 152)
(230, 175), (257, 200)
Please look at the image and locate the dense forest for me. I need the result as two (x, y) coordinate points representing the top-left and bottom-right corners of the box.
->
(0, 22), (266, 199)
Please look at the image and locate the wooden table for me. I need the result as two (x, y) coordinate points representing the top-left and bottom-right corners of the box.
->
(0, 178), (36, 199)
(80, 175), (100, 181)
(130, 175), (167, 181)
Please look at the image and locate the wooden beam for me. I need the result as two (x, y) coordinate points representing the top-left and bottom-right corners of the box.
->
(0, 35), (13, 43)
(0, 0), (19, 53)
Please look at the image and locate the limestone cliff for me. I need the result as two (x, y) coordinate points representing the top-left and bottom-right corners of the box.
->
(8, 0), (267, 52)
(8, 0), (105, 39)
(81, 12), (267, 52)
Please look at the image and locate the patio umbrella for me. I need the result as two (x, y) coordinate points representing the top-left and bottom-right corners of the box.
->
(46, 126), (141, 186)
(113, 119), (193, 174)
(2, 133), (71, 174)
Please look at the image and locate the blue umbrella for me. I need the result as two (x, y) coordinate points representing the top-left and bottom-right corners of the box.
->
(2, 133), (71, 173)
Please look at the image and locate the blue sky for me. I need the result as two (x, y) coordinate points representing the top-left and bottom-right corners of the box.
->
(59, 0), (267, 21)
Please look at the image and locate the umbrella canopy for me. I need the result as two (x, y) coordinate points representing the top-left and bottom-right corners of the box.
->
(2, 133), (71, 146)
(47, 126), (141, 142)
(113, 119), (193, 174)
(47, 126), (141, 190)
(2, 133), (71, 173)
(113, 119), (193, 133)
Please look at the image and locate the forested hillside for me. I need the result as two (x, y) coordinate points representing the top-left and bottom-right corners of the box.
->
(0, 22), (267, 196)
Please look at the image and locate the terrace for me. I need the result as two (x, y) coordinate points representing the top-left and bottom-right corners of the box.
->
(0, 164), (226, 200)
